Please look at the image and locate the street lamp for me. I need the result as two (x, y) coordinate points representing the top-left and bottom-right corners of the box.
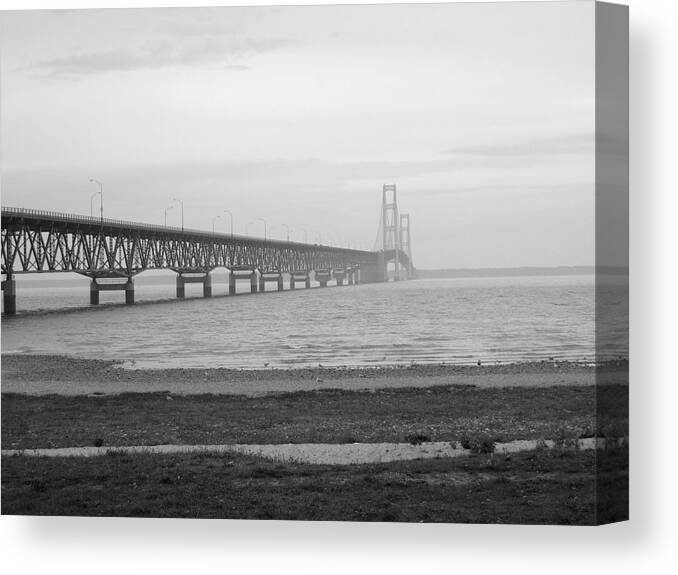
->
(90, 191), (100, 217)
(281, 223), (290, 242)
(89, 179), (103, 221)
(212, 215), (221, 234)
(300, 228), (308, 243)
(172, 197), (184, 232)
(223, 210), (234, 238)
(164, 205), (173, 227)
(255, 217), (267, 240)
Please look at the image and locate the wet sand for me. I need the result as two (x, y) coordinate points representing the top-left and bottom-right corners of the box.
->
(0, 354), (628, 396)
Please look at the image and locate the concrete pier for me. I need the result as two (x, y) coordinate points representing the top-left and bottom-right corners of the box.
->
(89, 277), (135, 305)
(176, 272), (211, 299)
(229, 268), (258, 294)
(90, 280), (100, 305)
(2, 277), (16, 315)
(125, 279), (135, 305)
(259, 272), (284, 292)
(315, 269), (331, 288)
(334, 268), (346, 286)
(289, 271), (310, 290)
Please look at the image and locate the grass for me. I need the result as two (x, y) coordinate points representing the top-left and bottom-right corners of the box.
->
(1, 384), (627, 450)
(0, 446), (628, 524)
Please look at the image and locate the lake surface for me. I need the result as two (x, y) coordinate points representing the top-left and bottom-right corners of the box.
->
(0, 275), (627, 369)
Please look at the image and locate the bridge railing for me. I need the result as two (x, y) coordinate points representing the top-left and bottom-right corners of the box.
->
(1, 206), (187, 235)
(1, 206), (369, 255)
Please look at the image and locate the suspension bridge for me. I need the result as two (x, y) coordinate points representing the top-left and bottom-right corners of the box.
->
(1, 185), (415, 315)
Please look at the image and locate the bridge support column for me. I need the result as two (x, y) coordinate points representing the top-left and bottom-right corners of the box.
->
(90, 280), (100, 305)
(87, 276), (135, 305)
(314, 269), (331, 287)
(176, 276), (185, 299)
(334, 269), (346, 286)
(2, 277), (17, 316)
(176, 272), (211, 299)
(347, 270), (354, 285)
(289, 271), (309, 289)
(125, 278), (135, 305)
(228, 268), (257, 295)
(259, 272), (283, 293)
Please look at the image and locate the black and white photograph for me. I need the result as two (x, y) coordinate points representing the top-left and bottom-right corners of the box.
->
(1, 1), (628, 526)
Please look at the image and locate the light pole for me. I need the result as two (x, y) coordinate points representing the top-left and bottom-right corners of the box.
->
(223, 210), (234, 238)
(212, 215), (221, 234)
(300, 228), (308, 243)
(164, 205), (173, 227)
(90, 191), (100, 217)
(172, 197), (184, 232)
(281, 223), (290, 242)
(255, 217), (267, 240)
(245, 221), (254, 236)
(89, 179), (103, 222)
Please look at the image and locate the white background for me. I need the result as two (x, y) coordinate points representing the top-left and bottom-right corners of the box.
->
(1, 0), (675, 573)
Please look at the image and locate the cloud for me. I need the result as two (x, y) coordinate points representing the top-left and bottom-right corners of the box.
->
(26, 35), (293, 78)
(443, 132), (594, 158)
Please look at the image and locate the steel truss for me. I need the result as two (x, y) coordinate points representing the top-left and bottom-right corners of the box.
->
(1, 208), (377, 277)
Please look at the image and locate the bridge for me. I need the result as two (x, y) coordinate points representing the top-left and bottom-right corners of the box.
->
(1, 185), (415, 315)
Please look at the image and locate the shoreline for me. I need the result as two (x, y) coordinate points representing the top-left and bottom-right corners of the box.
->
(0, 353), (628, 396)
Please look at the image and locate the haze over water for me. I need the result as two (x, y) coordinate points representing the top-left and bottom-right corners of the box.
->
(0, 275), (627, 369)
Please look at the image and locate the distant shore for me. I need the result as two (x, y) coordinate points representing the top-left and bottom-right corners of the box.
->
(1, 353), (628, 396)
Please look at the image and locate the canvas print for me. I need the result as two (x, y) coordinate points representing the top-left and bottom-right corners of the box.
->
(0, 2), (628, 524)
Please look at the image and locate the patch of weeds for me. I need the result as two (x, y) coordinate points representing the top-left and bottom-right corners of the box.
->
(553, 428), (580, 451)
(460, 433), (495, 454)
(597, 421), (629, 451)
(405, 432), (430, 446)
(339, 434), (359, 444)
(93, 438), (104, 447)
(535, 438), (549, 451)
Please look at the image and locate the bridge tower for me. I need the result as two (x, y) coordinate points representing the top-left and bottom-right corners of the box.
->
(381, 184), (401, 281)
(400, 213), (412, 279)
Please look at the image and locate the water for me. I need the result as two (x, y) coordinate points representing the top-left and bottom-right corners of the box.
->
(0, 275), (627, 369)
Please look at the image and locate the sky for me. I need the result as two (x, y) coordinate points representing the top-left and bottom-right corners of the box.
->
(0, 2), (596, 269)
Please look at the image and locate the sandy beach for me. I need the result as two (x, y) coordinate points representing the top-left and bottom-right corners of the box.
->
(0, 354), (628, 396)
